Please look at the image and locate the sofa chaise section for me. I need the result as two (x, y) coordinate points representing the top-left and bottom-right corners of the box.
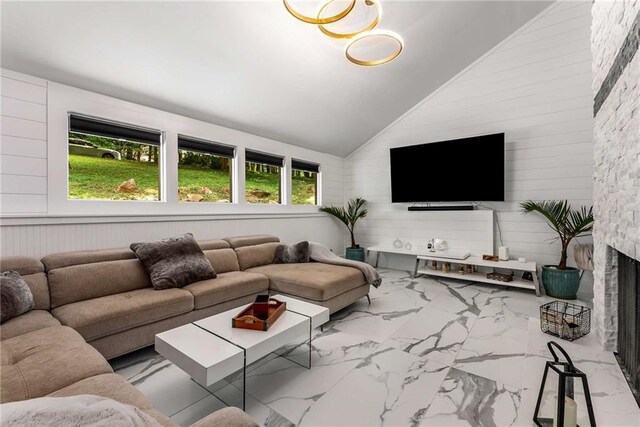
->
(227, 235), (370, 313)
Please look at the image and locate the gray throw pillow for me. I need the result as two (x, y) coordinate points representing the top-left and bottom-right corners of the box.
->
(130, 233), (216, 290)
(1, 271), (35, 323)
(274, 241), (310, 264)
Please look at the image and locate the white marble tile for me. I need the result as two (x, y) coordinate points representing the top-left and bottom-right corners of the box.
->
(235, 330), (379, 425)
(326, 289), (426, 342)
(453, 317), (527, 388)
(384, 305), (475, 366)
(170, 385), (295, 427)
(429, 283), (492, 319)
(422, 368), (521, 427)
(301, 346), (450, 426)
(478, 289), (542, 330)
(116, 356), (212, 416)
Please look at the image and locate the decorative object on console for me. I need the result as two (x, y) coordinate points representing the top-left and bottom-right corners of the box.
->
(498, 246), (510, 261)
(274, 241), (310, 264)
(457, 265), (465, 275)
(232, 297), (286, 331)
(539, 301), (591, 342)
(393, 238), (403, 249)
(404, 242), (412, 250)
(431, 260), (438, 270)
(486, 272), (513, 282)
(442, 262), (451, 273)
(433, 238), (448, 251)
(0, 271), (35, 323)
(521, 200), (594, 299)
(519, 257), (527, 263)
(482, 254), (500, 262)
(533, 341), (596, 427)
(319, 197), (368, 261)
(130, 233), (216, 290)
(523, 271), (534, 281)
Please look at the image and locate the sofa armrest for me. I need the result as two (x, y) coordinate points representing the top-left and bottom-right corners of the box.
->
(189, 407), (258, 427)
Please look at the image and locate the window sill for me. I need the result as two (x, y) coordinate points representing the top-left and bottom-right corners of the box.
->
(0, 211), (327, 226)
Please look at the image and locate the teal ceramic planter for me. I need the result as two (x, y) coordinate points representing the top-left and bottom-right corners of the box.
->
(541, 266), (581, 299)
(346, 247), (365, 262)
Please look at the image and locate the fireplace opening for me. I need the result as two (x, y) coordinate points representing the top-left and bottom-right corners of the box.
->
(615, 250), (640, 406)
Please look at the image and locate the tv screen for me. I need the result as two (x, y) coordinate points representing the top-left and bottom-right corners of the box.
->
(390, 133), (505, 202)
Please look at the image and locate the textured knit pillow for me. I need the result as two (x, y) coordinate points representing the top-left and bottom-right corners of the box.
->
(1, 271), (35, 323)
(274, 241), (310, 264)
(130, 233), (216, 290)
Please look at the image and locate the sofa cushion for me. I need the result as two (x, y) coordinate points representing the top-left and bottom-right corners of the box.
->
(274, 241), (310, 264)
(1, 257), (50, 310)
(198, 239), (231, 251)
(183, 271), (269, 310)
(0, 326), (112, 403)
(224, 235), (279, 249)
(203, 248), (240, 274)
(42, 248), (136, 271)
(48, 259), (152, 309)
(131, 233), (216, 290)
(191, 407), (259, 427)
(0, 310), (60, 341)
(235, 242), (280, 271)
(1, 271), (35, 323)
(52, 288), (194, 341)
(48, 373), (173, 426)
(247, 263), (366, 301)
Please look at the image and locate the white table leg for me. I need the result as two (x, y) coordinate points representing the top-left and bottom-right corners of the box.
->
(532, 270), (541, 296)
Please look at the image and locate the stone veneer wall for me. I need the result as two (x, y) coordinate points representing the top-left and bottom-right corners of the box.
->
(591, 0), (640, 350)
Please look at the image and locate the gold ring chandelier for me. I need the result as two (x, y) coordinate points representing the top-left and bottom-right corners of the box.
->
(283, 0), (404, 66)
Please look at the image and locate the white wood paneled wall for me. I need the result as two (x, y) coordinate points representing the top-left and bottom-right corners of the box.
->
(346, 1), (594, 295)
(0, 69), (347, 258)
(0, 70), (48, 214)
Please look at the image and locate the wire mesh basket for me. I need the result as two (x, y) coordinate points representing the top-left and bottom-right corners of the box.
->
(540, 300), (591, 341)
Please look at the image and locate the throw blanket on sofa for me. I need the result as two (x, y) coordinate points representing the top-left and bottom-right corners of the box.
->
(309, 241), (382, 288)
(1, 395), (161, 427)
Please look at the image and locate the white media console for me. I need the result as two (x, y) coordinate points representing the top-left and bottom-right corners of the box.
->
(366, 245), (540, 296)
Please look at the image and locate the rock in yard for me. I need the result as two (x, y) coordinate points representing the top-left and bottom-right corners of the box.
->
(186, 194), (204, 202)
(117, 179), (137, 193)
(249, 190), (271, 198)
(199, 187), (213, 195)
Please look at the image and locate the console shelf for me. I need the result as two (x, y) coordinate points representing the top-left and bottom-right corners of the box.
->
(417, 254), (540, 295)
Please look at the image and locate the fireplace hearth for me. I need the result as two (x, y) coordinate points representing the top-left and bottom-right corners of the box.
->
(615, 250), (640, 406)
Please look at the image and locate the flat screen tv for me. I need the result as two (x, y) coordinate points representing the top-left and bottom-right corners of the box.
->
(390, 133), (505, 203)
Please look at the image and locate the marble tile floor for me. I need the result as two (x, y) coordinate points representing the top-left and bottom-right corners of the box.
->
(111, 269), (640, 426)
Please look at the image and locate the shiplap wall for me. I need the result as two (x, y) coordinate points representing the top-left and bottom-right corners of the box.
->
(0, 70), (48, 214)
(347, 1), (594, 295)
(0, 70), (347, 258)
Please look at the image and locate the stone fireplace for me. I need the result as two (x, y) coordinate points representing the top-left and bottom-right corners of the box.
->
(591, 0), (640, 352)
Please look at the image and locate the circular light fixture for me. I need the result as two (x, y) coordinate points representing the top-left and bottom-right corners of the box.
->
(317, 0), (382, 39)
(344, 29), (404, 66)
(283, 0), (356, 25)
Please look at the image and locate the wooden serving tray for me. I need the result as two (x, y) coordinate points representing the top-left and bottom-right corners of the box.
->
(232, 298), (286, 331)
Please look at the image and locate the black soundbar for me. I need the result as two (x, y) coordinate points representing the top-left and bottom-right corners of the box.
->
(408, 205), (475, 211)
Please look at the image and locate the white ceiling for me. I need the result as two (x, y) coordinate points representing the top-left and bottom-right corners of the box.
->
(1, 1), (551, 156)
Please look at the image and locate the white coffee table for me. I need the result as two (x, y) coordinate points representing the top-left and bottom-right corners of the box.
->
(155, 295), (330, 409)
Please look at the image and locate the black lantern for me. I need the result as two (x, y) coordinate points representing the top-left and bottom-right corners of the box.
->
(533, 341), (596, 427)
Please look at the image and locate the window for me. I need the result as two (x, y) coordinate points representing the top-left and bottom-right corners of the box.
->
(245, 150), (283, 204)
(291, 159), (320, 205)
(67, 114), (162, 201)
(178, 136), (235, 203)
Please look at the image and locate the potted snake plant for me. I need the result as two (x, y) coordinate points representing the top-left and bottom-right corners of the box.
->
(520, 200), (594, 299)
(319, 198), (368, 261)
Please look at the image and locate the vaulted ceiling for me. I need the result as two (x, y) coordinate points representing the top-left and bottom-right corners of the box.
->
(1, 1), (551, 156)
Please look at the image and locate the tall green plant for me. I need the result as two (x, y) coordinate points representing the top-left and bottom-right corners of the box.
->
(319, 198), (368, 248)
(520, 200), (594, 269)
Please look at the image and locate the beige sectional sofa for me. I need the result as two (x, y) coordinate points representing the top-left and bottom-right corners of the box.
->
(0, 234), (369, 425)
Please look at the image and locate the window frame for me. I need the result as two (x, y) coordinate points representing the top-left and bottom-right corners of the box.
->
(177, 134), (236, 204)
(66, 112), (164, 202)
(245, 149), (285, 204)
(291, 158), (321, 206)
